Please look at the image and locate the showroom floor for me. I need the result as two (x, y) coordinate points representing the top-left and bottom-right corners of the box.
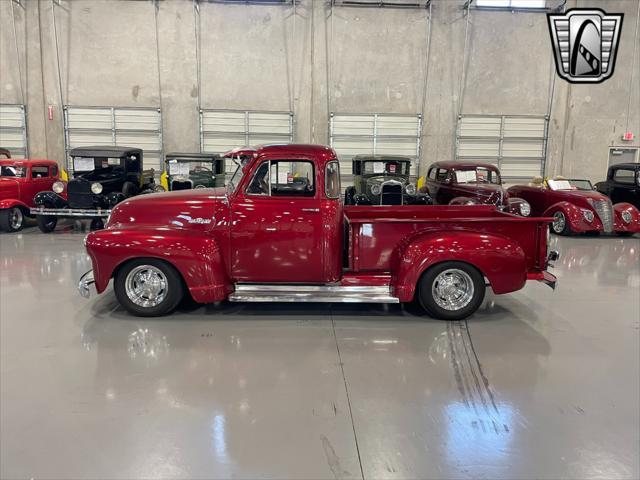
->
(1, 224), (638, 480)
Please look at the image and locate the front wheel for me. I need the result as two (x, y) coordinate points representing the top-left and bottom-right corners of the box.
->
(36, 215), (58, 233)
(417, 261), (486, 321)
(0, 207), (25, 232)
(551, 210), (571, 235)
(114, 259), (185, 317)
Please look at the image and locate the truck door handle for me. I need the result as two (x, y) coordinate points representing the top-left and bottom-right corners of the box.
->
(301, 208), (320, 213)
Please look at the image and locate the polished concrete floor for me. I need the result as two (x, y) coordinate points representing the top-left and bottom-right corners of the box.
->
(1, 223), (639, 479)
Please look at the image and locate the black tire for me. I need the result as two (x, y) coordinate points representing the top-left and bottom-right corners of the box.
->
(344, 186), (356, 206)
(0, 207), (25, 232)
(616, 232), (635, 237)
(417, 261), (486, 321)
(122, 181), (138, 198)
(90, 218), (105, 231)
(550, 210), (571, 236)
(36, 215), (58, 233)
(114, 258), (185, 317)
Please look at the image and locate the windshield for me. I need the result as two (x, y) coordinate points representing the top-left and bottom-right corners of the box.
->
(0, 165), (27, 177)
(362, 161), (410, 176)
(167, 160), (213, 176)
(454, 167), (500, 184)
(72, 156), (122, 172)
(548, 179), (594, 191)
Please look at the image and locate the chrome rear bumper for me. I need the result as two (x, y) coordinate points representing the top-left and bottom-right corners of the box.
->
(78, 270), (95, 298)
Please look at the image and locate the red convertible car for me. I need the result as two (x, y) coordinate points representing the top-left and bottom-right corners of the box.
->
(508, 178), (640, 236)
(80, 144), (558, 320)
(423, 161), (531, 216)
(0, 158), (64, 232)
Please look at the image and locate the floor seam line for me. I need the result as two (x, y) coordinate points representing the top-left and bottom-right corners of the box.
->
(331, 308), (365, 480)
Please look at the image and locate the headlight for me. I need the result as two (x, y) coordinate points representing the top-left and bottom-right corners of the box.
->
(621, 210), (632, 224)
(582, 209), (594, 223)
(405, 184), (416, 195)
(371, 184), (381, 195)
(91, 182), (103, 194)
(52, 181), (64, 194)
(519, 201), (531, 216)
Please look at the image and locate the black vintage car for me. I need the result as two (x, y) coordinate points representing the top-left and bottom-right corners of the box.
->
(595, 163), (640, 209)
(31, 146), (156, 232)
(160, 152), (225, 191)
(344, 155), (431, 206)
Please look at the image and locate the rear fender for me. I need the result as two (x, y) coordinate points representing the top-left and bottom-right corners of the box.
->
(33, 191), (68, 208)
(85, 227), (232, 303)
(0, 199), (29, 211)
(543, 201), (585, 231)
(393, 230), (527, 302)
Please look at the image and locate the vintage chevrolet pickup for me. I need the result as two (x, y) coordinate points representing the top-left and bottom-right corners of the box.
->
(80, 144), (558, 320)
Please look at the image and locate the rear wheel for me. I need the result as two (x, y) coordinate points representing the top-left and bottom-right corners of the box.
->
(0, 207), (24, 232)
(551, 211), (571, 235)
(36, 215), (58, 233)
(122, 181), (138, 198)
(114, 259), (185, 317)
(417, 261), (486, 321)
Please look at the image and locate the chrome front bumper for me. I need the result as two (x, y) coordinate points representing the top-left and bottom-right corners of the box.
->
(30, 207), (111, 218)
(78, 270), (95, 298)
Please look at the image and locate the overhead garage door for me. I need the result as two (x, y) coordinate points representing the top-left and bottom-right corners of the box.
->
(64, 106), (163, 172)
(456, 115), (548, 180)
(0, 104), (27, 158)
(329, 113), (422, 186)
(200, 110), (293, 174)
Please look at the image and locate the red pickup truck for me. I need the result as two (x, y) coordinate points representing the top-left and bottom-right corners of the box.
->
(81, 144), (558, 320)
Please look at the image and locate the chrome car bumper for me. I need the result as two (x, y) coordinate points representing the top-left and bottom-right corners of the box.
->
(30, 207), (111, 218)
(78, 270), (95, 298)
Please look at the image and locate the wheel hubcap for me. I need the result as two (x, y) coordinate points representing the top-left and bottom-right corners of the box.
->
(432, 269), (475, 311)
(9, 208), (23, 229)
(552, 212), (565, 233)
(125, 265), (168, 308)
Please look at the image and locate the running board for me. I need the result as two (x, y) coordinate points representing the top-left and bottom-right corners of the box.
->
(228, 284), (399, 303)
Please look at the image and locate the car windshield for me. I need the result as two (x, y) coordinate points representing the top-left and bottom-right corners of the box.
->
(72, 156), (121, 172)
(548, 179), (593, 191)
(0, 165), (27, 177)
(362, 161), (410, 176)
(454, 167), (500, 184)
(167, 160), (213, 177)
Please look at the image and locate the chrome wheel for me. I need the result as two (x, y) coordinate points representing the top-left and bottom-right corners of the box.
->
(552, 211), (566, 234)
(124, 265), (168, 308)
(9, 208), (23, 230)
(431, 268), (475, 311)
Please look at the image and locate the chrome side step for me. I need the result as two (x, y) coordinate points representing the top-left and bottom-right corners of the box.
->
(228, 284), (399, 304)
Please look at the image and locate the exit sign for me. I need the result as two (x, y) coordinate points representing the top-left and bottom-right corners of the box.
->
(622, 132), (635, 141)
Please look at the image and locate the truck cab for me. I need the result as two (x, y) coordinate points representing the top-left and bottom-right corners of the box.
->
(82, 144), (558, 321)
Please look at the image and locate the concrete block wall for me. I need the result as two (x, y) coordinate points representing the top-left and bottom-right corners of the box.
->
(1, 0), (638, 182)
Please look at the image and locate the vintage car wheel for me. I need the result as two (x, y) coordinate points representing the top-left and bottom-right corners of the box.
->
(90, 218), (105, 231)
(36, 215), (58, 233)
(417, 261), (486, 321)
(551, 211), (570, 235)
(0, 207), (25, 233)
(122, 181), (138, 198)
(114, 259), (185, 317)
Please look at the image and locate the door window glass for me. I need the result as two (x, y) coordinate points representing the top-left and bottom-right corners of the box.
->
(325, 161), (340, 199)
(436, 168), (449, 182)
(246, 160), (315, 197)
(32, 166), (50, 178)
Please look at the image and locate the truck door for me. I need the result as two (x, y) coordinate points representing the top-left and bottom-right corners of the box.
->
(231, 158), (325, 283)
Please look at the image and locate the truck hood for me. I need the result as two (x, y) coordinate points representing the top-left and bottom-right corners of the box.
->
(0, 178), (20, 202)
(107, 187), (228, 231)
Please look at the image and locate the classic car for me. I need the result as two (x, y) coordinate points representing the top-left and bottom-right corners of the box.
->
(31, 146), (157, 232)
(595, 163), (640, 209)
(344, 155), (431, 206)
(508, 177), (640, 236)
(423, 161), (531, 216)
(160, 152), (226, 191)
(79, 144), (557, 321)
(0, 158), (64, 232)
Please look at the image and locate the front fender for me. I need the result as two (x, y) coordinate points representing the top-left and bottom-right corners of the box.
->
(614, 202), (640, 233)
(0, 199), (29, 210)
(543, 201), (588, 232)
(392, 230), (527, 302)
(33, 191), (68, 208)
(85, 227), (232, 303)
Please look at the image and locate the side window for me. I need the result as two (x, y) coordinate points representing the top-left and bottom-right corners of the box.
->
(247, 162), (270, 195)
(246, 160), (316, 197)
(436, 168), (449, 182)
(325, 161), (340, 199)
(428, 168), (436, 180)
(51, 165), (58, 177)
(32, 166), (49, 179)
(613, 169), (635, 185)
